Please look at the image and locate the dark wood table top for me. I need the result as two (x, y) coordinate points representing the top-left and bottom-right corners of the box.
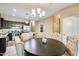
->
(24, 38), (66, 56)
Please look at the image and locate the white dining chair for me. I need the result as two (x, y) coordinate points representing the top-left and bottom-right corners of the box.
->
(14, 36), (24, 56)
(76, 41), (79, 56)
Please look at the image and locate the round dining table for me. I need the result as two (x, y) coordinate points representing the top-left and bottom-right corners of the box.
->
(24, 38), (66, 56)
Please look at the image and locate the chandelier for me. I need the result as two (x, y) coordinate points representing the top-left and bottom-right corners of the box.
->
(31, 8), (45, 18)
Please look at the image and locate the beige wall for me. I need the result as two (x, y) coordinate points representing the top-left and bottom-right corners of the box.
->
(54, 4), (79, 34)
(35, 17), (53, 38)
(52, 16), (60, 33)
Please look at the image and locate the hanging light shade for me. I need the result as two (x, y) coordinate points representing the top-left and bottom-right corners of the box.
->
(39, 13), (42, 18)
(42, 11), (45, 16)
(32, 9), (36, 17)
(31, 8), (45, 18)
(37, 8), (41, 14)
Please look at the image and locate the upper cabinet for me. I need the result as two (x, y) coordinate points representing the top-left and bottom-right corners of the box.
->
(0, 18), (4, 29)
(0, 18), (27, 29)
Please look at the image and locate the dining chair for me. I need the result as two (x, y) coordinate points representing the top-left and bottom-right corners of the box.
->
(51, 32), (61, 41)
(76, 41), (79, 56)
(66, 35), (78, 56)
(14, 36), (24, 56)
(20, 32), (33, 42)
(36, 32), (46, 39)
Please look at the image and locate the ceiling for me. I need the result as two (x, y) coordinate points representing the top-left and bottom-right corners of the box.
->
(54, 4), (79, 18)
(0, 3), (75, 22)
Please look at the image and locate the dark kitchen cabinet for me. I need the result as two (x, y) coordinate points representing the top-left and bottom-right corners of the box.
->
(0, 18), (4, 28)
(0, 38), (6, 55)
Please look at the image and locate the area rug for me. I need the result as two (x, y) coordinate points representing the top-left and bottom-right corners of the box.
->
(3, 45), (17, 56)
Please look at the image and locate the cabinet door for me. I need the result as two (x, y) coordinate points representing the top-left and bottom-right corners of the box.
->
(0, 38), (6, 53)
(0, 19), (1, 28)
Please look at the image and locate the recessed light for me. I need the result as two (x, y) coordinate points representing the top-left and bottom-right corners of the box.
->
(13, 8), (16, 12)
(26, 21), (29, 24)
(12, 13), (15, 16)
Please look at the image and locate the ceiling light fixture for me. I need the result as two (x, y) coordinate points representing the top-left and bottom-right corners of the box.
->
(25, 4), (46, 20)
(31, 8), (45, 18)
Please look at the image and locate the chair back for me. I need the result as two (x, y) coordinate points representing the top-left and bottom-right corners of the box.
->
(51, 32), (61, 40)
(36, 32), (45, 39)
(75, 40), (79, 56)
(20, 32), (33, 42)
(66, 35), (78, 56)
